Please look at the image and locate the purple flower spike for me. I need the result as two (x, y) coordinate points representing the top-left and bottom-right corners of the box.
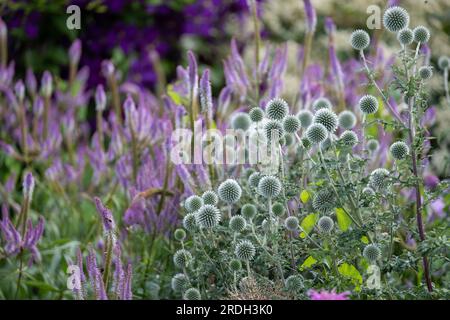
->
(26, 69), (37, 96)
(199, 69), (212, 114)
(187, 50), (198, 94)
(101, 60), (115, 78)
(95, 84), (106, 111)
(69, 39), (82, 65)
(41, 71), (53, 97)
(122, 263), (133, 300)
(23, 172), (35, 200)
(303, 0), (317, 33)
(14, 80), (25, 102)
(308, 289), (350, 300)
(94, 197), (116, 232)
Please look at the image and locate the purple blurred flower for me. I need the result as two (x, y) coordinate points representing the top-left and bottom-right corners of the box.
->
(303, 0), (317, 33)
(308, 289), (350, 300)
(94, 197), (116, 233)
(69, 39), (82, 65)
(199, 69), (212, 114)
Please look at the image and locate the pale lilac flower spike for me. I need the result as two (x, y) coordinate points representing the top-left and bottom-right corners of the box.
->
(308, 289), (350, 300)
(94, 197), (115, 232)
(23, 172), (35, 200)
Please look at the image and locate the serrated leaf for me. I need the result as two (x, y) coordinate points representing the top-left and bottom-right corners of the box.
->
(300, 213), (318, 237)
(338, 262), (362, 291)
(300, 190), (310, 203)
(336, 208), (352, 231)
(361, 236), (369, 244)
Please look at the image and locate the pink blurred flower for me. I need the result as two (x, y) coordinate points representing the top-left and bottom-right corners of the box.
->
(308, 289), (350, 300)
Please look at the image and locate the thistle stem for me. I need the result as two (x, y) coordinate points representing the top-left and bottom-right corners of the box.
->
(444, 68), (450, 107)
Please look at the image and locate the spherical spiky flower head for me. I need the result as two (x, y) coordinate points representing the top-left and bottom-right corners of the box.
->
(283, 115), (301, 133)
(363, 244), (381, 262)
(257, 175), (282, 198)
(264, 119), (284, 142)
(248, 172), (262, 188)
(174, 228), (186, 242)
(241, 203), (257, 220)
(229, 215), (246, 233)
(369, 168), (390, 190)
(338, 110), (357, 130)
(350, 29), (370, 50)
(284, 216), (299, 231)
(284, 133), (294, 147)
(340, 130), (359, 147)
(235, 240), (256, 261)
(185, 195), (203, 213)
(413, 26), (430, 43)
(312, 190), (336, 214)
(390, 141), (409, 160)
(249, 107), (264, 123)
(231, 112), (251, 131)
(438, 56), (450, 70)
(266, 98), (289, 120)
(196, 204), (221, 229)
(183, 213), (197, 232)
(362, 187), (375, 197)
(297, 110), (313, 128)
(285, 275), (303, 292)
(300, 137), (312, 150)
(272, 202), (285, 216)
(418, 66), (433, 80)
(383, 6), (409, 33)
(183, 288), (201, 300)
(230, 259), (242, 271)
(367, 139), (379, 153)
(312, 97), (332, 111)
(173, 249), (192, 269)
(397, 28), (413, 46)
(318, 216), (334, 233)
(358, 95), (379, 114)
(171, 273), (189, 293)
(202, 190), (218, 206)
(218, 179), (242, 204)
(314, 109), (338, 133)
(306, 123), (328, 144)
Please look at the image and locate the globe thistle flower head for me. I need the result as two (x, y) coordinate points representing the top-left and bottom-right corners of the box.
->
(173, 249), (192, 269)
(297, 110), (313, 128)
(264, 119), (284, 142)
(230, 259), (242, 271)
(340, 130), (359, 147)
(369, 168), (390, 190)
(383, 6), (409, 33)
(185, 195), (203, 212)
(218, 179), (242, 204)
(438, 56), (450, 70)
(249, 107), (264, 123)
(171, 273), (189, 293)
(367, 139), (380, 153)
(235, 240), (256, 261)
(285, 275), (303, 292)
(312, 190), (336, 214)
(266, 98), (289, 120)
(338, 110), (356, 130)
(174, 228), (186, 242)
(196, 205), (221, 229)
(229, 215), (246, 233)
(285, 216), (299, 231)
(363, 244), (381, 262)
(300, 137), (312, 150)
(248, 172), (262, 188)
(318, 216), (334, 233)
(350, 29), (370, 50)
(306, 123), (328, 144)
(358, 95), (379, 114)
(418, 66), (433, 80)
(314, 109), (338, 133)
(272, 202), (285, 217)
(231, 112), (251, 131)
(390, 141), (409, 160)
(183, 288), (201, 300)
(241, 203), (257, 220)
(413, 26), (430, 43)
(397, 28), (413, 46)
(284, 133), (295, 147)
(312, 97), (332, 111)
(202, 190), (218, 206)
(257, 175), (282, 198)
(183, 213), (197, 232)
(362, 187), (376, 197)
(283, 115), (301, 133)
